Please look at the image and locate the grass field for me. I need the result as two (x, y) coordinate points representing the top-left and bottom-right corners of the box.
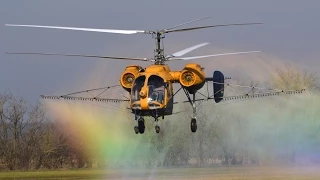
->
(1, 166), (320, 179)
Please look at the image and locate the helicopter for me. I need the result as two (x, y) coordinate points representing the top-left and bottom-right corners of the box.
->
(5, 17), (305, 134)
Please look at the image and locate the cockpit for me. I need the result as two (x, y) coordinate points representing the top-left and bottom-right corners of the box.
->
(147, 75), (165, 104)
(131, 76), (145, 102)
(131, 75), (165, 109)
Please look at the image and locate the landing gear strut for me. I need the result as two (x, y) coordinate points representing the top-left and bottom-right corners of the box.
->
(134, 115), (145, 134)
(191, 93), (197, 133)
(183, 89), (198, 133)
(154, 110), (160, 133)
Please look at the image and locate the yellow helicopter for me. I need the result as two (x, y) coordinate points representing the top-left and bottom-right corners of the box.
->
(5, 17), (304, 134)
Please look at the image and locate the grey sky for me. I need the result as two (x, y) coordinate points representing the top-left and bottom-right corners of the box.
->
(1, 0), (319, 104)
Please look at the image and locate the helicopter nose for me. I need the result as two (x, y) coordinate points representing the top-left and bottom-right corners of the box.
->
(139, 88), (147, 98)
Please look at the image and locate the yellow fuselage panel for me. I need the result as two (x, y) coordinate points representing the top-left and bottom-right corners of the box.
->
(140, 65), (173, 82)
(145, 64), (170, 73)
(131, 65), (172, 110)
(127, 63), (206, 110)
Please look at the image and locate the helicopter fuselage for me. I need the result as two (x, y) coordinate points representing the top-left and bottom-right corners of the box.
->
(130, 64), (174, 117)
(120, 63), (206, 118)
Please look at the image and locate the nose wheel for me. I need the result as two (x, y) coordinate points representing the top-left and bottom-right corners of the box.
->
(138, 117), (145, 134)
(191, 117), (197, 133)
(155, 125), (160, 133)
(134, 117), (145, 134)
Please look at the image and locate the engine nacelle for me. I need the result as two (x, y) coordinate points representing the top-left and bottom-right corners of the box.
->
(120, 65), (143, 92)
(179, 64), (205, 94)
(213, 71), (224, 103)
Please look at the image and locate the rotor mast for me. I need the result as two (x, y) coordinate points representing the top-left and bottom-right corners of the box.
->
(153, 31), (166, 65)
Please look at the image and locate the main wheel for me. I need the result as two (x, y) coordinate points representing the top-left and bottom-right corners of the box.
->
(191, 118), (197, 133)
(155, 125), (160, 134)
(138, 118), (145, 134)
(134, 126), (139, 134)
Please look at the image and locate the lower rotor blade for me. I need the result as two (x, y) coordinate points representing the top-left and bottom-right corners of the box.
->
(6, 52), (151, 61)
(168, 51), (261, 61)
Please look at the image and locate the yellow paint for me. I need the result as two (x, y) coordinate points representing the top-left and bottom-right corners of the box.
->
(121, 63), (206, 110)
(120, 65), (142, 91)
(180, 64), (205, 87)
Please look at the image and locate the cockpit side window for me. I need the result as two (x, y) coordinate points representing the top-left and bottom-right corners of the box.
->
(148, 75), (165, 104)
(131, 76), (145, 102)
(167, 83), (172, 98)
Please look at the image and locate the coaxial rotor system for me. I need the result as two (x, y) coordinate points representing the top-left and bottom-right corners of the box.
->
(5, 17), (262, 64)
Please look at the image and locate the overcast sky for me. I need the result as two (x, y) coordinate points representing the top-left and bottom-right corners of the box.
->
(1, 0), (319, 104)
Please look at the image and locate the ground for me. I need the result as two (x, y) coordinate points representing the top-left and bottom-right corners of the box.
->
(1, 166), (320, 179)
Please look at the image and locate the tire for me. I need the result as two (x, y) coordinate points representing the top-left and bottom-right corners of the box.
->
(134, 126), (139, 134)
(155, 125), (160, 133)
(191, 118), (197, 133)
(138, 118), (145, 134)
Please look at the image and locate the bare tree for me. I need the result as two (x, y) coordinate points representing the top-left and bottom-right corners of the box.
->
(271, 64), (319, 91)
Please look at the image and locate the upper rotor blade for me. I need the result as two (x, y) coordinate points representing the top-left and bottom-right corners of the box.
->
(167, 43), (209, 58)
(169, 51), (261, 61)
(165, 23), (263, 33)
(5, 24), (146, 34)
(164, 17), (211, 31)
(6, 52), (151, 61)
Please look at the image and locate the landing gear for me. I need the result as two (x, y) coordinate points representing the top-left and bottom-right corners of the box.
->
(154, 110), (160, 133)
(134, 126), (139, 134)
(134, 115), (145, 134)
(184, 90), (198, 133)
(133, 113), (161, 134)
(191, 117), (197, 133)
(191, 93), (197, 133)
(138, 117), (145, 134)
(155, 125), (160, 133)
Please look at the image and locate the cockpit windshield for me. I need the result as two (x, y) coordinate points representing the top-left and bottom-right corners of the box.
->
(131, 76), (145, 102)
(148, 75), (165, 104)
